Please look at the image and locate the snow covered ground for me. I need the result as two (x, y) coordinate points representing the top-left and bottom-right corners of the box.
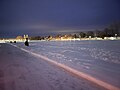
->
(14, 40), (120, 89)
(0, 43), (106, 90)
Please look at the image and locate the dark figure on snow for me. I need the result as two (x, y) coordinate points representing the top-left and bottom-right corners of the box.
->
(25, 38), (29, 46)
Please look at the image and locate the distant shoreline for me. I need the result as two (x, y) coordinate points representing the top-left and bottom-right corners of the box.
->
(0, 37), (120, 43)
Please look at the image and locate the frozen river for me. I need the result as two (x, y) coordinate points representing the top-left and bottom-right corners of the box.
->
(15, 40), (120, 88)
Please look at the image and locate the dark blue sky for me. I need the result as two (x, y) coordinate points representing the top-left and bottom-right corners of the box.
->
(0, 0), (120, 37)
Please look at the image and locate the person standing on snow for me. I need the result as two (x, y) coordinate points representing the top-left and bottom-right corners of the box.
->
(24, 35), (29, 46)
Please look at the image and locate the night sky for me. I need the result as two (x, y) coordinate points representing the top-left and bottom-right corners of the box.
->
(0, 0), (120, 38)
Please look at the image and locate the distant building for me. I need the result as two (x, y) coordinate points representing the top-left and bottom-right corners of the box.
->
(16, 36), (23, 40)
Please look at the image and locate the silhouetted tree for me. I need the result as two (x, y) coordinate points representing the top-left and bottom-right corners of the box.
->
(103, 28), (109, 37)
(99, 31), (106, 39)
(86, 31), (94, 38)
(79, 32), (86, 38)
(73, 34), (79, 38)
(94, 30), (101, 37)
(108, 22), (120, 36)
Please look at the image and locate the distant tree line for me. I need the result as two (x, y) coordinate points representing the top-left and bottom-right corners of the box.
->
(78, 23), (120, 39)
(30, 36), (45, 40)
(30, 22), (120, 40)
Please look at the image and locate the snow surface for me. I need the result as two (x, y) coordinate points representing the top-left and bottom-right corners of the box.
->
(0, 43), (105, 90)
(14, 40), (120, 88)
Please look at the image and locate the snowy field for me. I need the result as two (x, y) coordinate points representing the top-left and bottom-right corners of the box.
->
(14, 40), (120, 88)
